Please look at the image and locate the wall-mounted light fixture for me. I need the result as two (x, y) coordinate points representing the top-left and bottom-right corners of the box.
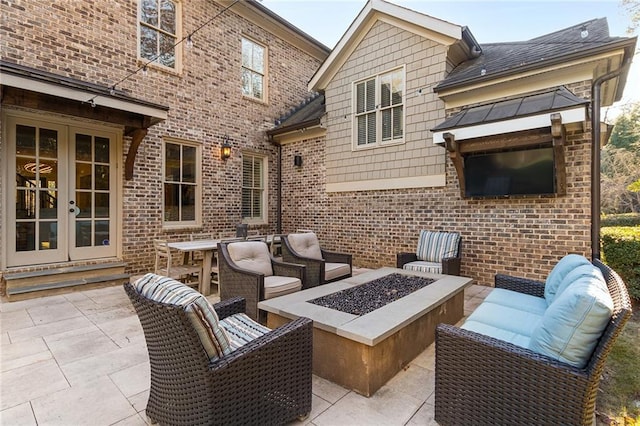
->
(294, 154), (303, 167)
(221, 135), (231, 160)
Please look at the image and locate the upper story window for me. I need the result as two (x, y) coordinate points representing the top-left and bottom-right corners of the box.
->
(242, 153), (267, 223)
(139, 0), (180, 69)
(163, 139), (200, 227)
(353, 67), (405, 148)
(241, 37), (266, 101)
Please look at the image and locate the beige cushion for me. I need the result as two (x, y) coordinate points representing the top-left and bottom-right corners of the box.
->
(325, 262), (351, 281)
(287, 232), (323, 260)
(264, 275), (302, 299)
(227, 241), (273, 276)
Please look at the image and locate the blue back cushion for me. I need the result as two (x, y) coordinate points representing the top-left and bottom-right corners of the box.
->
(544, 254), (592, 304)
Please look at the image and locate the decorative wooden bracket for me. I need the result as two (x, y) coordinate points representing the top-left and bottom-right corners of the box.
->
(124, 128), (148, 180)
(443, 132), (466, 198)
(550, 113), (567, 195)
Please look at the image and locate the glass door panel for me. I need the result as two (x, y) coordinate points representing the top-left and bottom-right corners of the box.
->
(7, 118), (67, 266)
(68, 130), (116, 260)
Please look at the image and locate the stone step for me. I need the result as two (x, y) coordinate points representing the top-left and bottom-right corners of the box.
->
(2, 262), (130, 301)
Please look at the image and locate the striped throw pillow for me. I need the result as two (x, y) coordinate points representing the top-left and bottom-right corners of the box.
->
(133, 273), (232, 360)
(220, 313), (272, 350)
(416, 231), (460, 263)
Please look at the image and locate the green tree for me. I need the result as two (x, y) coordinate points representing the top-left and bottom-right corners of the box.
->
(608, 104), (640, 151)
(622, 0), (640, 34)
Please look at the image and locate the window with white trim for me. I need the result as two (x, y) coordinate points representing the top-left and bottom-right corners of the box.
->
(163, 140), (200, 226)
(354, 67), (404, 148)
(242, 153), (267, 223)
(241, 37), (266, 101)
(139, 0), (180, 69)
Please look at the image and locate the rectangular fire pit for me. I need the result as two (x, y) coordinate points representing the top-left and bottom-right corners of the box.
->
(258, 267), (472, 396)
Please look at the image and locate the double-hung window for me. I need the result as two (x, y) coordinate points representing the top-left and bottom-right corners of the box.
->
(354, 67), (404, 148)
(241, 37), (266, 101)
(242, 153), (267, 223)
(163, 139), (200, 226)
(139, 0), (180, 69)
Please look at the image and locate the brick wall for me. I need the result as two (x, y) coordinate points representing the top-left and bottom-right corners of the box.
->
(281, 81), (594, 286)
(1, 0), (323, 274)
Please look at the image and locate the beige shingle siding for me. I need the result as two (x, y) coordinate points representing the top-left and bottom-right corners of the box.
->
(324, 21), (447, 186)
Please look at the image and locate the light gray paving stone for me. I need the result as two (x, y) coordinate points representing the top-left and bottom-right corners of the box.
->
(0, 309), (34, 332)
(110, 362), (150, 398)
(0, 337), (51, 372)
(60, 343), (149, 386)
(8, 316), (97, 343)
(313, 386), (422, 426)
(1, 332), (9, 345)
(31, 375), (137, 426)
(384, 363), (435, 402)
(27, 301), (83, 325)
(85, 305), (136, 326)
(45, 328), (119, 365)
(0, 402), (37, 426)
(0, 295), (67, 313)
(311, 375), (349, 404)
(406, 401), (438, 426)
(97, 315), (144, 347)
(410, 344), (435, 371)
(0, 359), (68, 411)
(111, 413), (149, 426)
(127, 390), (149, 413)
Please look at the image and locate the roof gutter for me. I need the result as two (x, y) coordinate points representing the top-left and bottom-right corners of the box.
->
(590, 55), (633, 261)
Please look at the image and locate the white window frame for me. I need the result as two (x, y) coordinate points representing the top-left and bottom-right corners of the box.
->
(162, 138), (201, 229)
(138, 0), (182, 72)
(241, 36), (267, 102)
(352, 66), (406, 150)
(241, 152), (268, 224)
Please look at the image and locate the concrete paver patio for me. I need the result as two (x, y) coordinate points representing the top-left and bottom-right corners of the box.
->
(0, 278), (490, 425)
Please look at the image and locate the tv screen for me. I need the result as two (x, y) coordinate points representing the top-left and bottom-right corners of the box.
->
(464, 147), (555, 197)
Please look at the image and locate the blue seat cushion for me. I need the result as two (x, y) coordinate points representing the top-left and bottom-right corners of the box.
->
(462, 320), (531, 349)
(483, 288), (548, 316)
(463, 301), (543, 339)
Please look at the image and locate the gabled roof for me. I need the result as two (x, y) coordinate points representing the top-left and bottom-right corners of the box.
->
(435, 18), (636, 93)
(308, 0), (478, 92)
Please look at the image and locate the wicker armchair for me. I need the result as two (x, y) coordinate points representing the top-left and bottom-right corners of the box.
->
(218, 241), (305, 321)
(281, 232), (352, 289)
(124, 282), (312, 426)
(396, 230), (462, 275)
(434, 259), (632, 426)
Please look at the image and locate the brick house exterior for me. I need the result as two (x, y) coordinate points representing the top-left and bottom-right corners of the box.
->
(0, 0), (329, 296)
(0, 0), (636, 297)
(271, 1), (636, 285)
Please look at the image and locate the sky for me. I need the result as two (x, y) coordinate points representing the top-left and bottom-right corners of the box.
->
(260, 0), (639, 119)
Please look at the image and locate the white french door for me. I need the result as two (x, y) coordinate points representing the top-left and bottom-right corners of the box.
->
(6, 114), (118, 267)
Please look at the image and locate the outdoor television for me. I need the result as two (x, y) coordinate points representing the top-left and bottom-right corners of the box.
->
(463, 146), (556, 198)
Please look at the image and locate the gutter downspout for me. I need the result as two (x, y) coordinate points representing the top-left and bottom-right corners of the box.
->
(276, 144), (282, 234)
(590, 58), (632, 261)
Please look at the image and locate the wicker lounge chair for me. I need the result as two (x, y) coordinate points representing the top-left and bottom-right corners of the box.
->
(396, 230), (462, 275)
(281, 232), (352, 289)
(218, 240), (304, 321)
(434, 259), (632, 426)
(125, 277), (312, 426)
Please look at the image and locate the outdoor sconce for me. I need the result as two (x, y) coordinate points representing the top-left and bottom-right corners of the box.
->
(221, 136), (231, 160)
(294, 155), (303, 167)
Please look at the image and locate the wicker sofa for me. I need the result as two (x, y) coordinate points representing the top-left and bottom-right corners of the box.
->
(125, 274), (312, 426)
(435, 256), (632, 426)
